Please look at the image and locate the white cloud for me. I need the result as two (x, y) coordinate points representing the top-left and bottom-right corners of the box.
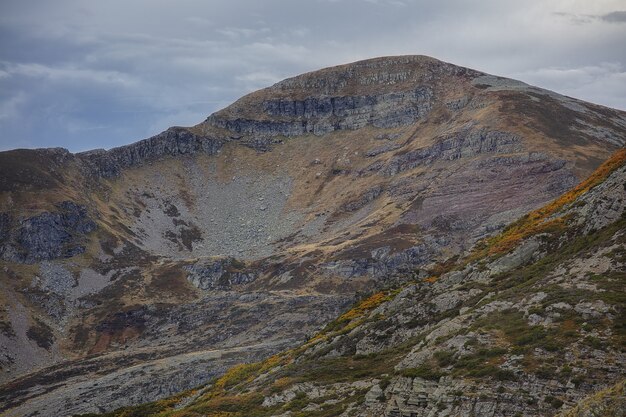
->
(216, 27), (271, 39)
(1, 62), (137, 86)
(513, 63), (626, 109)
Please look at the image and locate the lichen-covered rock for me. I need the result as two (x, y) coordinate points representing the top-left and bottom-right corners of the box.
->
(207, 88), (433, 137)
(79, 127), (224, 178)
(1, 201), (96, 263)
(184, 257), (257, 290)
(320, 244), (429, 279)
(380, 128), (523, 176)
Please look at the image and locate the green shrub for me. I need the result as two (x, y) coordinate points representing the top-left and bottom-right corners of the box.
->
(433, 350), (455, 367)
(545, 395), (564, 409)
(584, 336), (604, 349)
(285, 391), (309, 411)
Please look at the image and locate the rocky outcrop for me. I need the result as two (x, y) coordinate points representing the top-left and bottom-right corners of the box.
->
(1, 201), (96, 263)
(79, 127), (224, 178)
(569, 164), (626, 233)
(206, 87), (433, 137)
(184, 257), (257, 290)
(321, 244), (429, 279)
(271, 55), (482, 94)
(381, 128), (523, 175)
(557, 380), (625, 417)
(338, 186), (384, 213)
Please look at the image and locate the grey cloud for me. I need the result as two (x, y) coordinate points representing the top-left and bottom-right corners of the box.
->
(601, 11), (626, 23)
(512, 63), (626, 110)
(0, 0), (624, 152)
(552, 12), (595, 25)
(555, 10), (626, 25)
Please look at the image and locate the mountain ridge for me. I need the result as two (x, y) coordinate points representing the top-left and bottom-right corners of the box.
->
(0, 55), (624, 417)
(4, 55), (624, 174)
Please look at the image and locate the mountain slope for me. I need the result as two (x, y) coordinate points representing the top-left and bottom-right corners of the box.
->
(0, 55), (624, 416)
(88, 148), (626, 417)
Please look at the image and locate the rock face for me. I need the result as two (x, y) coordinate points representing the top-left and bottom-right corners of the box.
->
(79, 127), (224, 178)
(1, 55), (626, 417)
(320, 244), (430, 279)
(207, 87), (433, 136)
(0, 201), (96, 263)
(185, 257), (257, 290)
(379, 128), (523, 175)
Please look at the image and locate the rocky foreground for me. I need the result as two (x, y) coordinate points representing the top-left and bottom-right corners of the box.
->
(0, 56), (625, 416)
(81, 149), (626, 417)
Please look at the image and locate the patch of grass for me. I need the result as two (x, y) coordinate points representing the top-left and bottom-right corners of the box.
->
(26, 318), (54, 350)
(545, 395), (564, 409)
(281, 349), (402, 385)
(285, 391), (309, 411)
(535, 365), (557, 380)
(322, 289), (398, 334)
(450, 346), (514, 381)
(186, 392), (265, 416)
(75, 402), (168, 417)
(0, 320), (15, 337)
(433, 350), (455, 367)
(214, 362), (264, 390)
(583, 336), (604, 350)
(213, 353), (285, 391)
(471, 310), (545, 349)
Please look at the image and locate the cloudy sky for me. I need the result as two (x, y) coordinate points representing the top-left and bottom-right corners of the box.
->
(1, 0), (625, 152)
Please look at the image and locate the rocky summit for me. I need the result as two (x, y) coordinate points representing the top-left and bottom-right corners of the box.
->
(0, 55), (624, 417)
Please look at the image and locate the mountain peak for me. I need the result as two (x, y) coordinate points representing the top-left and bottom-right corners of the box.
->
(197, 56), (498, 145)
(271, 54), (478, 92)
(199, 55), (624, 155)
(1, 56), (626, 417)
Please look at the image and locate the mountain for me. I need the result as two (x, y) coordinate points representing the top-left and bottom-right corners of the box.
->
(0, 55), (624, 417)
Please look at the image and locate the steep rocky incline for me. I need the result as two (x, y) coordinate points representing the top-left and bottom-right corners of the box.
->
(0, 55), (625, 417)
(79, 127), (225, 178)
(97, 148), (626, 417)
(0, 201), (96, 263)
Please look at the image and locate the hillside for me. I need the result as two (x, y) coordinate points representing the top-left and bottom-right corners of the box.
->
(0, 55), (624, 417)
(80, 148), (626, 417)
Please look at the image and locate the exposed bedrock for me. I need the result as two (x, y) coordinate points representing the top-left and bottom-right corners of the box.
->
(0, 201), (96, 263)
(206, 87), (433, 137)
(79, 127), (225, 178)
(379, 128), (523, 176)
(184, 257), (258, 290)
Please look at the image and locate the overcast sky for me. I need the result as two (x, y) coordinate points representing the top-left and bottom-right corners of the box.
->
(1, 0), (625, 152)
